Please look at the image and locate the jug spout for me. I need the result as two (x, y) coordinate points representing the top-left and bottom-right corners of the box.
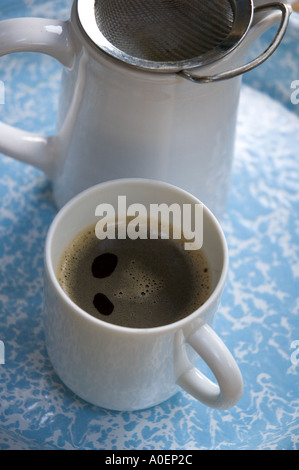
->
(179, 2), (292, 83)
(245, 1), (292, 44)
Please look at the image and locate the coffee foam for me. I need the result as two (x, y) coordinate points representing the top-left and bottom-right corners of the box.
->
(113, 258), (165, 301)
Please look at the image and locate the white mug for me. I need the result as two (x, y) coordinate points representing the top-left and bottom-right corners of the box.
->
(44, 178), (243, 411)
(0, 1), (291, 218)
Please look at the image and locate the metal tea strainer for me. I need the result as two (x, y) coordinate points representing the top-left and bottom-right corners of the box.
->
(77, 0), (291, 82)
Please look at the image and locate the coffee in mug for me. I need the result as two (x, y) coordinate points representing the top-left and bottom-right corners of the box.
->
(57, 219), (211, 329)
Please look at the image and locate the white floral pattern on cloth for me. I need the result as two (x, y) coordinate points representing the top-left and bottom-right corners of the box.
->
(0, 1), (298, 450)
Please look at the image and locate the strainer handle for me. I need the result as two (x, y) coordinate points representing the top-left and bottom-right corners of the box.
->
(178, 2), (292, 84)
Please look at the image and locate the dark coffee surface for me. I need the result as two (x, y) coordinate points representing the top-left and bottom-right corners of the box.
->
(57, 224), (211, 328)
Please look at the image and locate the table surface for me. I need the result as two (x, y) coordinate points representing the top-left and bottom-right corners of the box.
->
(0, 0), (298, 450)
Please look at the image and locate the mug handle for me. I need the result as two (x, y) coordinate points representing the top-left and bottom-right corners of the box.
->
(176, 323), (243, 409)
(179, 2), (292, 83)
(0, 18), (75, 177)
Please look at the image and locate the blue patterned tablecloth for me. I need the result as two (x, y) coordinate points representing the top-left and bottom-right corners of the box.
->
(0, 1), (298, 450)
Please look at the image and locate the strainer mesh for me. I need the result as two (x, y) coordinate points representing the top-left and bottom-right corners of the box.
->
(94, 0), (235, 62)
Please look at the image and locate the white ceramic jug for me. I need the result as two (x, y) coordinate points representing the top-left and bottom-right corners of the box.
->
(0, 1), (291, 216)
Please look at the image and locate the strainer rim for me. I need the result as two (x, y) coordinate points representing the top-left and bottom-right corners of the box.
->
(76, 0), (254, 72)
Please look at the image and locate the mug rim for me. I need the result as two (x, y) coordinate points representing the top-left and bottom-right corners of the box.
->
(45, 178), (229, 336)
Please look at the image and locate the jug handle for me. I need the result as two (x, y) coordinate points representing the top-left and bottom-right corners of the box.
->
(0, 18), (76, 177)
(178, 2), (292, 84)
